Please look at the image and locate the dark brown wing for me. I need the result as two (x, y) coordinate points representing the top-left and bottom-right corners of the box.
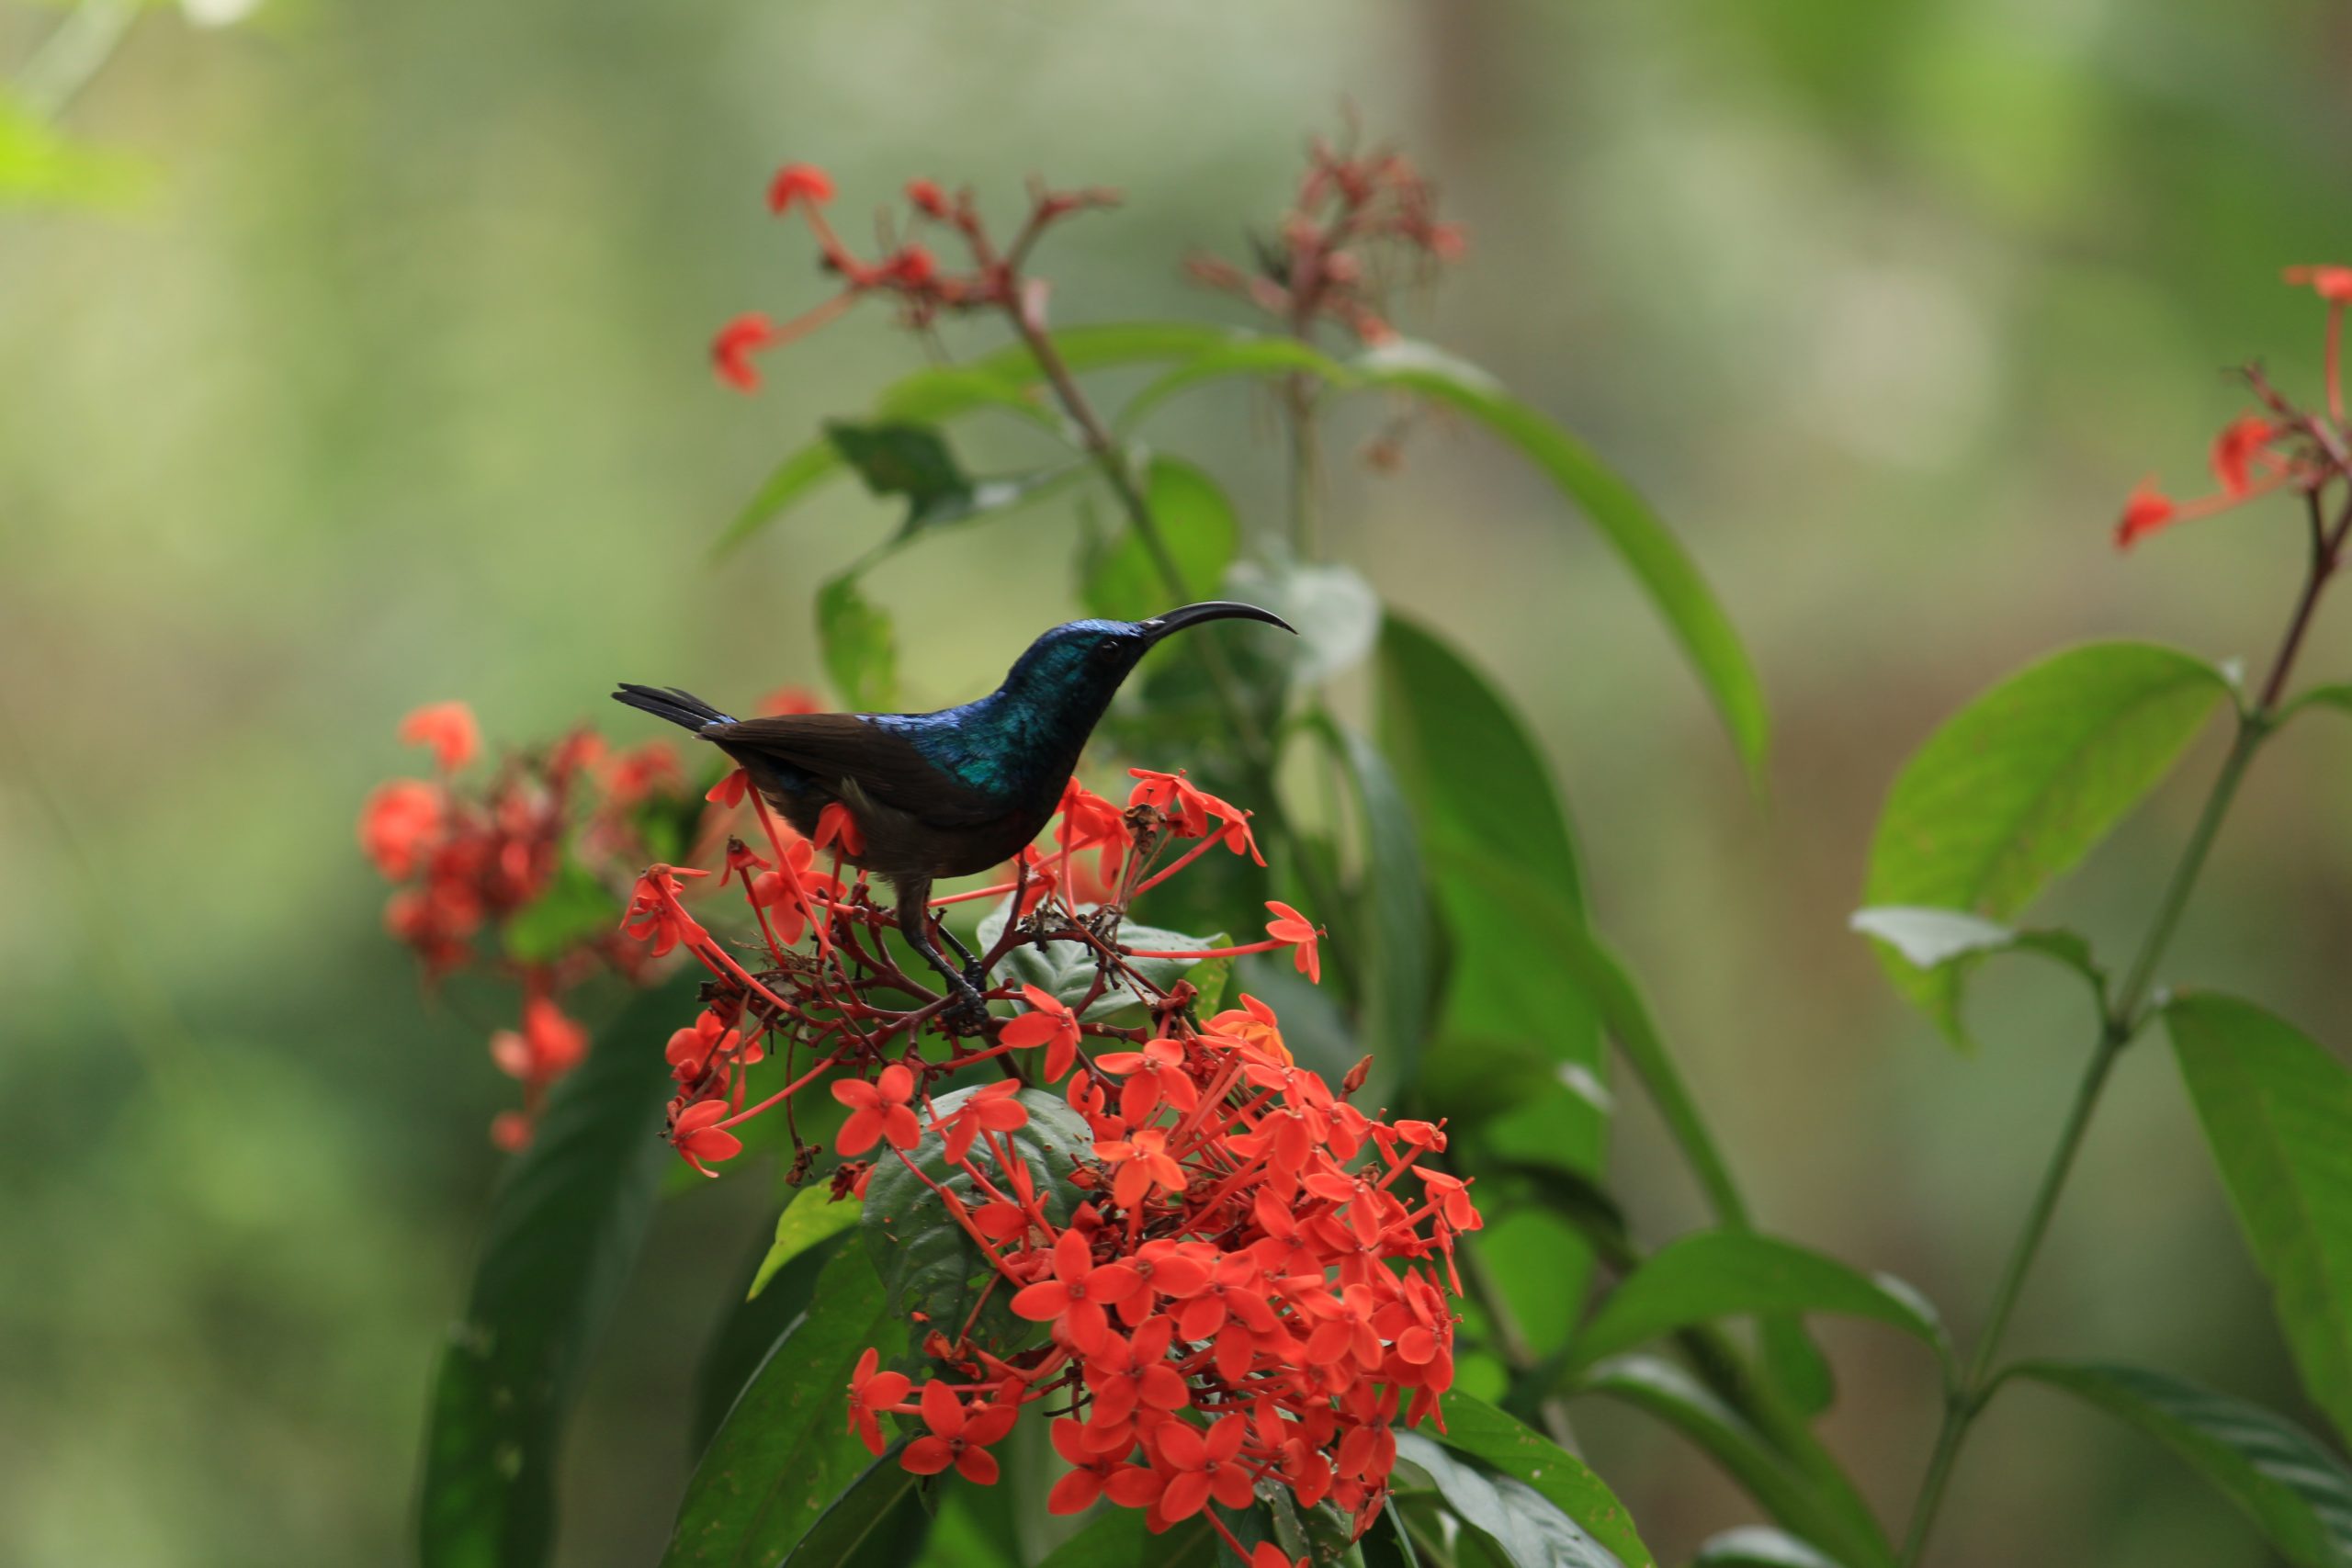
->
(705, 713), (1003, 829)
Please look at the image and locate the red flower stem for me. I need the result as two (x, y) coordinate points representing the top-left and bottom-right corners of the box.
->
(1120, 940), (1285, 962)
(928, 879), (1017, 908)
(1131, 833), (1221, 894)
(886, 1145), (1023, 1276)
(744, 787), (831, 959)
(714, 1052), (839, 1131)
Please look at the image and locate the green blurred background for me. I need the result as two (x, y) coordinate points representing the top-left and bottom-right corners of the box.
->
(6, 1), (2352, 1562)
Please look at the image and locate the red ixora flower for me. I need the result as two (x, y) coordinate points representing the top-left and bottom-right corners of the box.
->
(1265, 900), (1324, 984)
(1012, 1228), (1143, 1353)
(670, 1099), (741, 1176)
(833, 1063), (922, 1156)
(711, 312), (776, 392)
(901, 1381), (1019, 1483)
(358, 778), (442, 879)
(845, 1348), (911, 1457)
(399, 700), (479, 773)
(999, 986), (1080, 1078)
(768, 163), (835, 213)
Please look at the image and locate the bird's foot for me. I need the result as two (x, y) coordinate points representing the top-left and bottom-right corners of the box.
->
(939, 978), (991, 1037)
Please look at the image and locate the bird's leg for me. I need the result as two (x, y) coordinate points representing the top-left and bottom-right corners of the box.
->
(932, 917), (986, 987)
(892, 876), (988, 1033)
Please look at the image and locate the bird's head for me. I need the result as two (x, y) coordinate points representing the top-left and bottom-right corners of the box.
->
(997, 602), (1295, 716)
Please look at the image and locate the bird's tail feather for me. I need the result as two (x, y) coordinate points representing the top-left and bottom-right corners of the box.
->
(611, 682), (736, 732)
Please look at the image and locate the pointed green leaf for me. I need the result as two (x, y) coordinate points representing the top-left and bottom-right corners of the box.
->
(419, 976), (697, 1568)
(718, 321), (1227, 557)
(1303, 713), (1436, 1094)
(1116, 335), (1352, 431)
(2015, 1359), (2352, 1568)
(1570, 1233), (1951, 1375)
(1082, 455), (1238, 620)
(2165, 993), (2352, 1450)
(1864, 642), (2229, 1047)
(660, 1246), (901, 1567)
(1577, 1358), (1890, 1568)
(1376, 615), (1605, 1168)
(815, 571), (897, 712)
(1352, 341), (1767, 777)
(749, 1185), (864, 1300)
(777, 1444), (927, 1566)
(1416, 1391), (1655, 1567)
(861, 1087), (1091, 1351)
(1690, 1528), (1852, 1568)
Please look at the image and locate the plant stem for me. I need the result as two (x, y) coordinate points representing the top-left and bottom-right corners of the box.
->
(1007, 304), (1273, 764)
(1895, 491), (2348, 1564)
(1008, 299), (1359, 986)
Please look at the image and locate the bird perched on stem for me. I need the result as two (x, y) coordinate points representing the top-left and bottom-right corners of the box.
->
(614, 602), (1294, 1026)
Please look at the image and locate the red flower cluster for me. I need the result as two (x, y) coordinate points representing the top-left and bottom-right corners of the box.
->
(1187, 121), (1465, 348)
(616, 756), (1453, 1561)
(359, 701), (695, 1146)
(2115, 266), (2352, 548)
(711, 162), (1120, 391)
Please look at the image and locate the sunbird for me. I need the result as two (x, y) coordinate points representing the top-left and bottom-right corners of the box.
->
(614, 602), (1294, 1022)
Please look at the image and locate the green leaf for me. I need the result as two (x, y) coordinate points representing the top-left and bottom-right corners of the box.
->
(977, 900), (1228, 1021)
(777, 1444), (926, 1566)
(1392, 1434), (1624, 1568)
(717, 321), (1222, 557)
(1351, 341), (1767, 778)
(1690, 1528), (1851, 1568)
(749, 1184), (865, 1299)
(1116, 335), (1353, 430)
(501, 859), (623, 964)
(2277, 683), (2352, 727)
(1848, 908), (2101, 989)
(825, 422), (1076, 539)
(1577, 1358), (1890, 1568)
(861, 1086), (1091, 1350)
(419, 976), (697, 1568)
(0, 94), (149, 209)
(1302, 713), (1436, 1094)
(1083, 455), (1239, 621)
(1863, 641), (2229, 1047)
(1376, 614), (1605, 1168)
(2165, 993), (2352, 1450)
(660, 1245), (901, 1568)
(2014, 1360), (2352, 1568)
(816, 572), (898, 712)
(1569, 1233), (1951, 1376)
(1455, 853), (1828, 1413)
(1425, 1392), (1656, 1568)
(1034, 1508), (1149, 1567)
(693, 1227), (851, 1456)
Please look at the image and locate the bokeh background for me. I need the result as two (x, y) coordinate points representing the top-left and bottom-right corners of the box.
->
(7, 1), (2352, 1563)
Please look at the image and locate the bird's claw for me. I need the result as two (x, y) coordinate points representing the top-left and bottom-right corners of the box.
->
(941, 985), (991, 1037)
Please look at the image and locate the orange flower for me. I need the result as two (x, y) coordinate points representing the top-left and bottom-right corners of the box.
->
(900, 1381), (1017, 1483)
(1010, 1228), (1142, 1354)
(711, 311), (775, 391)
(768, 163), (835, 214)
(1000, 987), (1081, 1080)
(845, 1348), (911, 1457)
(1154, 1413), (1255, 1520)
(1264, 901), (1323, 984)
(1046, 1416), (1164, 1514)
(833, 1064), (922, 1156)
(1094, 1125), (1187, 1210)
(357, 778), (442, 878)
(2211, 414), (2279, 497)
(399, 701), (479, 773)
(813, 801), (865, 858)
(670, 1099), (741, 1176)
(933, 1079), (1029, 1164)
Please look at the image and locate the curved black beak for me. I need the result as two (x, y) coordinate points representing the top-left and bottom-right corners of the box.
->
(1137, 601), (1297, 643)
